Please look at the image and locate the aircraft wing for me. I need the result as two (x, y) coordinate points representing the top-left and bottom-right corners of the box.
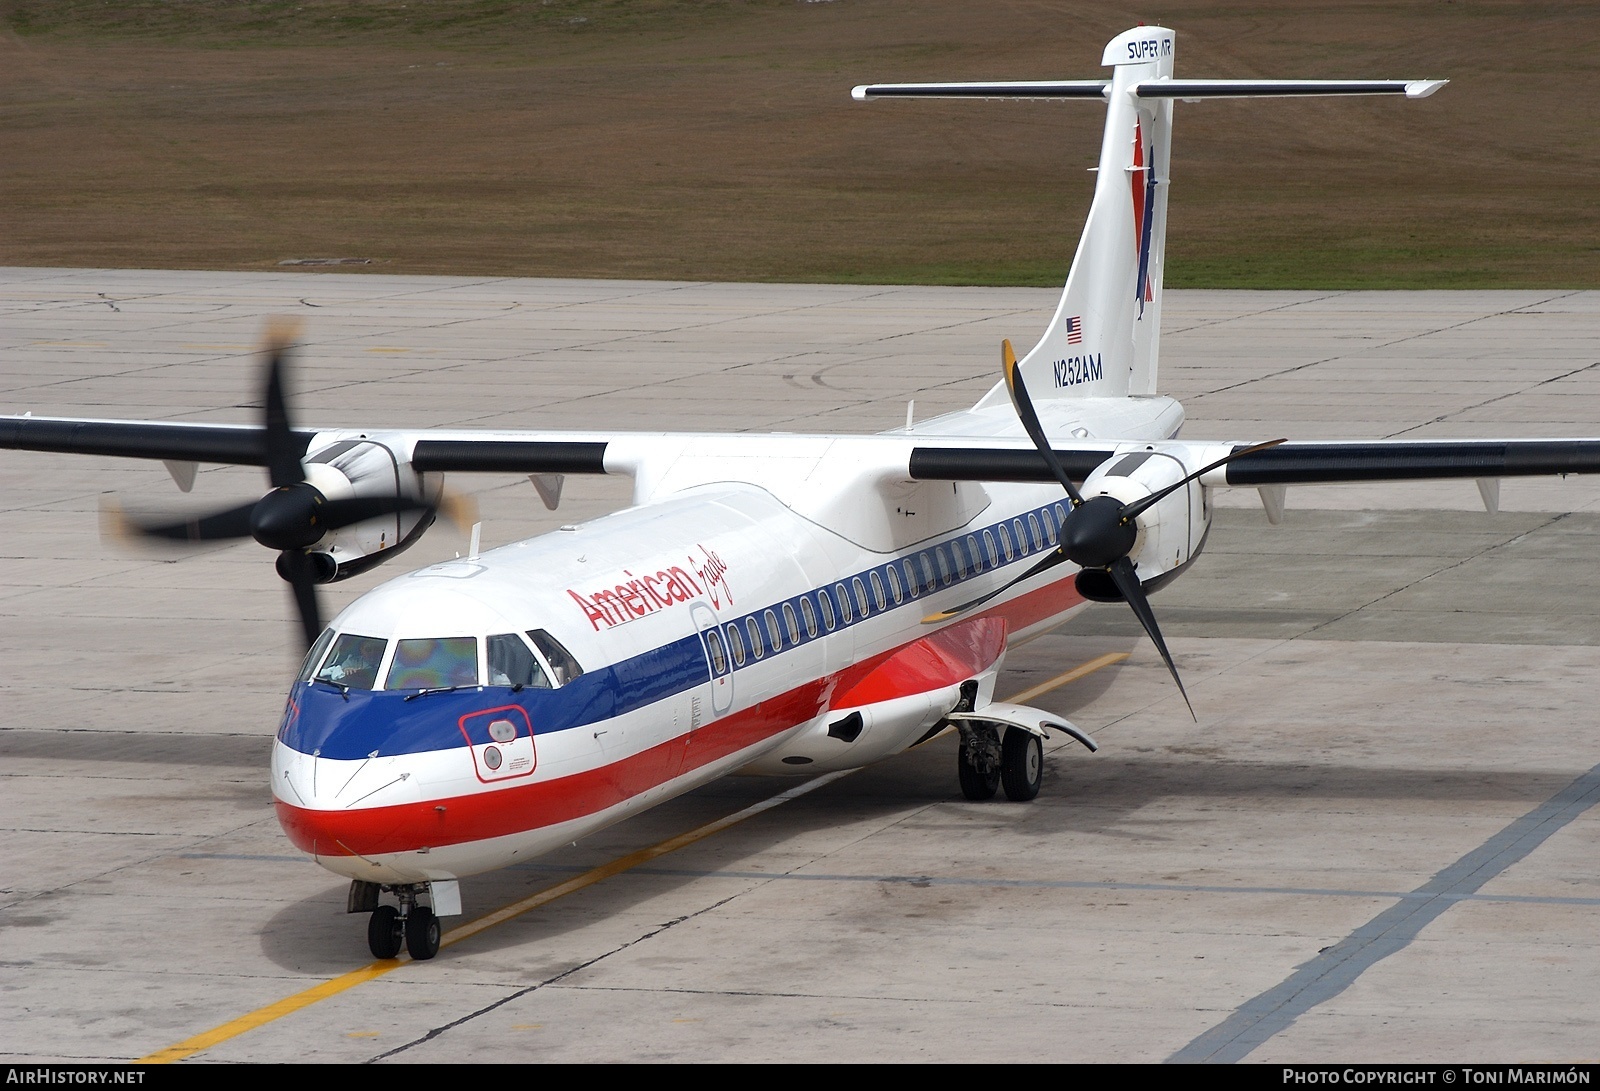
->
(7, 413), (1600, 487)
(904, 439), (1600, 487)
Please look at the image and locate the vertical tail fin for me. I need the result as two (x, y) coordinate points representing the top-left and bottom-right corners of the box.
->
(1002, 26), (1177, 403)
(853, 26), (1444, 407)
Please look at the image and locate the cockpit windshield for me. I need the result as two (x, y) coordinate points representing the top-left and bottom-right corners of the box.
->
(298, 628), (584, 693)
(487, 633), (551, 689)
(385, 637), (479, 691)
(315, 634), (388, 690)
(528, 629), (584, 686)
(297, 629), (336, 683)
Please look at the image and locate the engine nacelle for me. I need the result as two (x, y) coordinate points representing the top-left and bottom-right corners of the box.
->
(300, 438), (442, 582)
(1079, 448), (1208, 588)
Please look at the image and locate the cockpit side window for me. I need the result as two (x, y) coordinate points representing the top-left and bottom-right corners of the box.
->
(316, 634), (388, 690)
(298, 628), (336, 683)
(527, 630), (584, 686)
(488, 633), (552, 689)
(386, 637), (479, 691)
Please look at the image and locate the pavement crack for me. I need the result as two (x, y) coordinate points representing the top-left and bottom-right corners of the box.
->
(1297, 511), (1572, 638)
(364, 890), (747, 1063)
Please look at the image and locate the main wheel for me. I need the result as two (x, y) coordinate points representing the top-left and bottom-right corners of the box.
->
(367, 905), (403, 959)
(957, 742), (1000, 801)
(1001, 728), (1043, 802)
(405, 905), (441, 961)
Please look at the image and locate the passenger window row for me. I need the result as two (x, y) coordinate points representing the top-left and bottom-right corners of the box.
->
(715, 499), (1067, 670)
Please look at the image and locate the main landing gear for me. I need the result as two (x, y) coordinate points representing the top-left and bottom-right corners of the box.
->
(957, 723), (1043, 802)
(351, 881), (442, 961)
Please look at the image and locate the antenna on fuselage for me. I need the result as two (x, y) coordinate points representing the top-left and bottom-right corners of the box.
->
(467, 522), (482, 561)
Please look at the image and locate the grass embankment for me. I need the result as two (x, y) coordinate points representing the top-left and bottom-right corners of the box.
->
(1, 1), (1595, 288)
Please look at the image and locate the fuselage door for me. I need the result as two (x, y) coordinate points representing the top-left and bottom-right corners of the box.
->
(690, 602), (734, 718)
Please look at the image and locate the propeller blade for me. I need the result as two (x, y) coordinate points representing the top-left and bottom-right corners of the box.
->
(262, 320), (306, 490)
(436, 488), (479, 534)
(1107, 556), (1195, 721)
(1120, 437), (1288, 522)
(276, 550), (325, 650)
(1001, 339), (1087, 506)
(106, 497), (259, 543)
(921, 546), (1070, 624)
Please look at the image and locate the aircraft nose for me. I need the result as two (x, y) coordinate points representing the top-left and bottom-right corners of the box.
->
(272, 739), (429, 858)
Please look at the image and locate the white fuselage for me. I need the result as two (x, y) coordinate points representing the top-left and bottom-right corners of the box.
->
(272, 396), (1188, 883)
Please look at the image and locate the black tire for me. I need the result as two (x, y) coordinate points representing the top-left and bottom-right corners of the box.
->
(1001, 728), (1043, 802)
(367, 905), (403, 960)
(957, 742), (1000, 801)
(405, 906), (441, 961)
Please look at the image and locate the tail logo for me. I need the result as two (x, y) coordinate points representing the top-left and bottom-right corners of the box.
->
(1065, 316), (1083, 345)
(1130, 120), (1157, 318)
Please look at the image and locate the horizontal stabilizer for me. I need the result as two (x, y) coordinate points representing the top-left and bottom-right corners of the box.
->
(852, 80), (1108, 101)
(1133, 78), (1446, 99)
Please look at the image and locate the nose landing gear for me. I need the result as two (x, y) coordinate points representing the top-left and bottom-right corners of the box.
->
(350, 881), (444, 961)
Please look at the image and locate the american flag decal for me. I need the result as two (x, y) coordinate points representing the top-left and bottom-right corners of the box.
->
(1065, 316), (1083, 345)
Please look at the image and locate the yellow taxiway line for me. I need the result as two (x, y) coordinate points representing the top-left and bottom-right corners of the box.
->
(139, 652), (1128, 1063)
(1005, 651), (1130, 706)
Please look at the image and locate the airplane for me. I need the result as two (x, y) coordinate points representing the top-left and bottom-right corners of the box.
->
(4, 25), (1598, 964)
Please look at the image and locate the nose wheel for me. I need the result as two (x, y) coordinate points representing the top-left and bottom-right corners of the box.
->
(359, 883), (442, 961)
(405, 907), (441, 960)
(367, 905), (403, 959)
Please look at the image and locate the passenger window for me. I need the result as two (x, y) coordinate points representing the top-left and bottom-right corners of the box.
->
(746, 617), (764, 659)
(488, 633), (551, 689)
(852, 577), (870, 617)
(1040, 507), (1056, 544)
(387, 637), (478, 691)
(298, 628), (336, 683)
(1014, 519), (1030, 555)
(967, 535), (983, 573)
(782, 603), (800, 644)
(800, 596), (818, 637)
(835, 583), (853, 623)
(918, 553), (934, 592)
(705, 628), (728, 675)
(983, 530), (999, 566)
(727, 623), (746, 666)
(527, 630), (584, 686)
(903, 559), (919, 598)
(764, 609), (782, 650)
(887, 565), (903, 604)
(936, 548), (953, 586)
(820, 589), (837, 630)
(998, 523), (1014, 561)
(1028, 513), (1043, 550)
(869, 572), (886, 610)
(316, 634), (387, 690)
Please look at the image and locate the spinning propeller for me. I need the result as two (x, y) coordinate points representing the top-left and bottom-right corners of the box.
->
(929, 339), (1284, 719)
(106, 322), (438, 649)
